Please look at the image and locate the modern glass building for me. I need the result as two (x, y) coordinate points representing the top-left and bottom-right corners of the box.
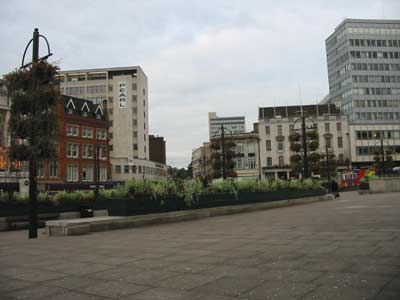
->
(325, 19), (400, 165)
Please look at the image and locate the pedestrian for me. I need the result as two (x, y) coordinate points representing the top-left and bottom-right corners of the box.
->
(331, 179), (339, 198)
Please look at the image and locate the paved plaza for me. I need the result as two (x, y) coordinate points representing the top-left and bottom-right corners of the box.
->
(0, 191), (400, 300)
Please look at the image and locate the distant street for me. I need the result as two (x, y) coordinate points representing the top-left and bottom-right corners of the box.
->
(1, 191), (400, 300)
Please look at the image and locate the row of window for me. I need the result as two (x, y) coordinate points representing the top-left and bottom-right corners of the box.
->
(352, 112), (400, 121)
(352, 75), (400, 83)
(114, 165), (165, 176)
(349, 39), (400, 48)
(37, 161), (58, 178)
(355, 130), (400, 140)
(356, 146), (400, 156)
(265, 136), (343, 152)
(66, 165), (107, 182)
(350, 50), (400, 59)
(265, 123), (342, 136)
(234, 157), (256, 170)
(66, 143), (107, 159)
(351, 62), (400, 71)
(351, 87), (400, 96)
(354, 100), (400, 108)
(66, 125), (107, 139)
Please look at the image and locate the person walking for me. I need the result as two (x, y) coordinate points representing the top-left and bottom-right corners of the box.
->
(331, 179), (339, 198)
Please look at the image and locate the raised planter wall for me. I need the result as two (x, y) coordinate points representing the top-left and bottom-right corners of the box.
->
(369, 177), (400, 193)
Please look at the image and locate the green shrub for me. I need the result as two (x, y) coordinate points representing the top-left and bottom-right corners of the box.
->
(183, 179), (204, 206)
(209, 180), (235, 193)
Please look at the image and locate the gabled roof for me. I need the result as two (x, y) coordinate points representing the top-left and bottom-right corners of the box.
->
(61, 95), (104, 116)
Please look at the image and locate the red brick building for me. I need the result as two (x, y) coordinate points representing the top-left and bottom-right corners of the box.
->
(37, 95), (111, 189)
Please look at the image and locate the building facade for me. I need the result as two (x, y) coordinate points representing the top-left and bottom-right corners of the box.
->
(258, 104), (350, 180)
(325, 19), (400, 165)
(208, 112), (246, 139)
(36, 96), (111, 189)
(60, 66), (167, 181)
(192, 133), (261, 180)
(149, 135), (166, 165)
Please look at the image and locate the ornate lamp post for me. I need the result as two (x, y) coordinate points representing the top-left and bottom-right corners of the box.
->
(20, 28), (52, 239)
(212, 124), (233, 180)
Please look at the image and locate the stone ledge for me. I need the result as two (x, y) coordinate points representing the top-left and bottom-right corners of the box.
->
(46, 194), (332, 236)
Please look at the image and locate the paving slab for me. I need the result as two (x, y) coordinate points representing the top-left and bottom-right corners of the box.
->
(0, 191), (400, 299)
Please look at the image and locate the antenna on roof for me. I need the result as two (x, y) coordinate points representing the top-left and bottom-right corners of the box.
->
(298, 84), (303, 116)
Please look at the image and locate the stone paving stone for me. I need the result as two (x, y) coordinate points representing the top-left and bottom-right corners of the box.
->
(373, 291), (400, 300)
(156, 273), (222, 291)
(312, 272), (394, 291)
(242, 280), (316, 300)
(1, 268), (65, 282)
(189, 276), (264, 298)
(37, 261), (113, 276)
(89, 267), (178, 286)
(2, 284), (68, 300)
(36, 291), (110, 300)
(126, 287), (198, 300)
(301, 286), (379, 300)
(0, 279), (36, 294)
(44, 275), (101, 290)
(79, 279), (150, 299)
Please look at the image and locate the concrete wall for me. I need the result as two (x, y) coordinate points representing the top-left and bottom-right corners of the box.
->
(369, 177), (400, 193)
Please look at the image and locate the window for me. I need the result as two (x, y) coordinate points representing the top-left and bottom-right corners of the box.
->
(235, 157), (244, 169)
(248, 157), (256, 169)
(67, 143), (79, 158)
(277, 125), (283, 136)
(326, 137), (332, 149)
(325, 123), (330, 132)
(82, 166), (93, 182)
(278, 156), (284, 167)
(277, 141), (284, 151)
(336, 123), (342, 132)
(37, 161), (44, 178)
(49, 160), (58, 178)
(67, 165), (79, 182)
(338, 154), (344, 163)
(82, 145), (94, 159)
(98, 145), (107, 160)
(124, 165), (129, 174)
(131, 166), (137, 174)
(96, 129), (106, 140)
(247, 143), (255, 154)
(115, 165), (121, 174)
(132, 83), (137, 90)
(266, 140), (272, 151)
(338, 137), (343, 148)
(267, 157), (272, 167)
(82, 127), (93, 138)
(236, 143), (243, 153)
(86, 85), (106, 94)
(66, 125), (79, 137)
(100, 167), (107, 182)
(133, 144), (138, 150)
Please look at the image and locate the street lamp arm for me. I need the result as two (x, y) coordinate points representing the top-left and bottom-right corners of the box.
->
(21, 38), (34, 68)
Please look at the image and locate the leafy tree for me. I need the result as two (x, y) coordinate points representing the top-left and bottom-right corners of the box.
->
(210, 138), (237, 179)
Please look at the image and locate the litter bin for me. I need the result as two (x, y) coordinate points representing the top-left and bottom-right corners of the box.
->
(80, 205), (94, 218)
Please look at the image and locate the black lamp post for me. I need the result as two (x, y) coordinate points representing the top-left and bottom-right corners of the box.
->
(324, 133), (333, 192)
(292, 111), (316, 179)
(21, 28), (52, 239)
(212, 124), (233, 180)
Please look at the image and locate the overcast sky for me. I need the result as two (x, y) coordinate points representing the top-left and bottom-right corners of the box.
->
(1, 1), (399, 167)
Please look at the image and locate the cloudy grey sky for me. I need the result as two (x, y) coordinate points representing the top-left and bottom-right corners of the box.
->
(1, 1), (399, 167)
